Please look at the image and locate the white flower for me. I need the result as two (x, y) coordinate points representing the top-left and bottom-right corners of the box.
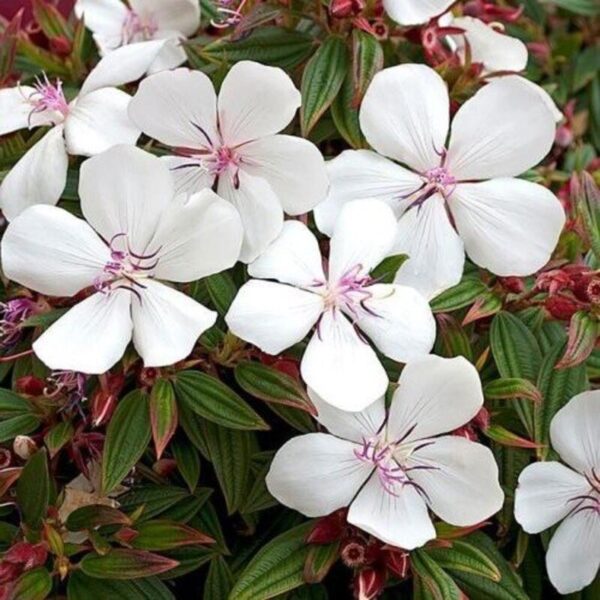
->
(515, 391), (600, 595)
(0, 41), (167, 220)
(266, 355), (504, 549)
(315, 65), (565, 299)
(383, 0), (454, 25)
(225, 199), (436, 411)
(0, 145), (243, 374)
(75, 0), (200, 73)
(128, 61), (329, 262)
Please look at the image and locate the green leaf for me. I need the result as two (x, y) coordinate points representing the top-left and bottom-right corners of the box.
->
(544, 0), (600, 16)
(80, 550), (179, 580)
(411, 549), (465, 600)
(229, 522), (313, 600)
(331, 71), (363, 148)
(66, 505), (132, 531)
(118, 485), (191, 522)
(149, 379), (178, 459)
(204, 272), (238, 316)
(425, 539), (501, 582)
(44, 420), (74, 458)
(370, 254), (409, 284)
(351, 30), (383, 104)
(556, 311), (598, 369)
(430, 276), (488, 313)
(102, 390), (151, 494)
(16, 449), (49, 529)
(301, 36), (349, 136)
(131, 519), (213, 551)
(67, 572), (175, 600)
(21, 308), (67, 329)
(304, 542), (339, 583)
(575, 171), (600, 261)
(0, 414), (41, 442)
(9, 567), (52, 600)
(0, 388), (31, 416)
(175, 370), (268, 431)
(462, 291), (503, 325)
(171, 436), (201, 492)
(483, 378), (542, 404)
(204, 556), (234, 600)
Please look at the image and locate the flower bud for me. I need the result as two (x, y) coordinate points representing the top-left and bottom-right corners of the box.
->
(341, 536), (369, 568)
(15, 375), (46, 396)
(13, 435), (37, 460)
(354, 567), (386, 600)
(306, 509), (347, 544)
(545, 295), (580, 320)
(383, 548), (410, 579)
(329, 0), (364, 19)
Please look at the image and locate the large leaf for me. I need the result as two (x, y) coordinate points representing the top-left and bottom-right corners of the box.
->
(80, 549), (179, 580)
(67, 572), (175, 600)
(411, 549), (465, 600)
(16, 448), (49, 529)
(131, 519), (213, 551)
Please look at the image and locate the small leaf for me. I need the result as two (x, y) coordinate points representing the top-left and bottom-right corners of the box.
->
(430, 276), (488, 313)
(9, 567), (52, 600)
(483, 378), (542, 404)
(131, 520), (213, 551)
(575, 172), (600, 260)
(67, 505), (132, 531)
(351, 30), (383, 104)
(171, 436), (201, 492)
(118, 485), (190, 522)
(204, 272), (238, 316)
(16, 449), (49, 529)
(150, 379), (178, 459)
(67, 572), (175, 600)
(331, 71), (363, 148)
(412, 550), (466, 600)
(425, 540), (501, 582)
(80, 549), (179, 580)
(556, 311), (598, 369)
(32, 0), (73, 41)
(462, 291), (503, 325)
(370, 254), (409, 284)
(44, 420), (74, 458)
(484, 425), (543, 449)
(204, 556), (234, 600)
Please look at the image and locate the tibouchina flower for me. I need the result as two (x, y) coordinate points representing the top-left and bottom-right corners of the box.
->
(382, 0), (454, 25)
(515, 391), (600, 594)
(75, 0), (200, 73)
(266, 355), (504, 549)
(0, 40), (167, 220)
(315, 65), (565, 299)
(0, 145), (243, 374)
(225, 199), (436, 411)
(128, 61), (329, 262)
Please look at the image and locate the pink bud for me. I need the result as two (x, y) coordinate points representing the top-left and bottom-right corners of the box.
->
(354, 567), (386, 600)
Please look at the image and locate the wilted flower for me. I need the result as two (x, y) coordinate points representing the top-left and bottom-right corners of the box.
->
(515, 391), (600, 594)
(266, 355), (504, 549)
(1, 145), (243, 374)
(226, 200), (435, 411)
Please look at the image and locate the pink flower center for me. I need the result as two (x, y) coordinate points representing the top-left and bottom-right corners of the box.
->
(204, 146), (241, 176)
(25, 75), (69, 121)
(122, 10), (158, 43)
(425, 166), (457, 193)
(0, 298), (36, 348)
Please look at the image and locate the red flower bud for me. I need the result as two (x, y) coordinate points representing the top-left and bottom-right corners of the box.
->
(306, 509), (347, 544)
(329, 0), (365, 18)
(498, 277), (525, 294)
(49, 35), (72, 55)
(16, 375), (46, 396)
(545, 295), (581, 320)
(90, 389), (117, 427)
(354, 567), (386, 600)
(382, 548), (410, 579)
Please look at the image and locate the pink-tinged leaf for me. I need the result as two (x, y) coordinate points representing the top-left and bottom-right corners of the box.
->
(66, 505), (132, 532)
(484, 425), (544, 449)
(462, 291), (503, 325)
(304, 542), (339, 583)
(483, 378), (542, 404)
(0, 10), (21, 84)
(0, 467), (22, 497)
(130, 519), (214, 551)
(79, 549), (179, 579)
(31, 0), (73, 43)
(556, 311), (598, 369)
(150, 379), (178, 459)
(574, 171), (600, 261)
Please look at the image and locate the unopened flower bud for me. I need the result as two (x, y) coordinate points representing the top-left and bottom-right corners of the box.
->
(13, 435), (37, 460)
(545, 295), (580, 320)
(341, 536), (369, 568)
(329, 0), (364, 18)
(306, 509), (347, 544)
(16, 375), (46, 396)
(383, 548), (410, 579)
(354, 567), (386, 600)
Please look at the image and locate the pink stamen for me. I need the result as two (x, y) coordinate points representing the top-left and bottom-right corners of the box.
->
(24, 75), (69, 123)
(122, 10), (158, 43)
(211, 0), (249, 28)
(0, 298), (36, 348)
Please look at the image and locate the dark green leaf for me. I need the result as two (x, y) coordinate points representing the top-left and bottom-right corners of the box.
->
(16, 449), (49, 529)
(80, 549), (179, 580)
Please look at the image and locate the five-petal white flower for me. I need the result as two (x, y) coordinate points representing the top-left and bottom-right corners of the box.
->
(315, 64), (566, 299)
(75, 0), (200, 73)
(0, 145), (243, 374)
(225, 199), (436, 411)
(0, 40), (167, 220)
(515, 391), (600, 595)
(266, 355), (504, 550)
(128, 61), (329, 262)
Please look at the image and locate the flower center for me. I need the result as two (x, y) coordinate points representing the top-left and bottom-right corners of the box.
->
(425, 165), (457, 194)
(204, 146), (240, 176)
(122, 10), (158, 43)
(94, 234), (161, 300)
(316, 264), (376, 319)
(567, 468), (600, 518)
(24, 75), (69, 122)
(0, 298), (36, 348)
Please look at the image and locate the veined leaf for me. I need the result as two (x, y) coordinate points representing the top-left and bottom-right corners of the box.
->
(80, 549), (179, 580)
(16, 449), (49, 530)
(149, 379), (178, 459)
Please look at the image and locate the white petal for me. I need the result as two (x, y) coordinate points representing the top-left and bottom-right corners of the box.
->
(451, 17), (528, 74)
(314, 150), (423, 236)
(0, 126), (68, 221)
(308, 388), (386, 443)
(161, 155), (215, 197)
(128, 68), (218, 149)
(382, 0), (455, 25)
(266, 433), (371, 517)
(0, 87), (41, 135)
(79, 145), (173, 252)
(550, 390), (600, 474)
(74, 0), (127, 38)
(392, 194), (465, 300)
(146, 34), (187, 73)
(238, 135), (328, 215)
(64, 88), (140, 157)
(218, 61), (300, 146)
(225, 280), (323, 355)
(546, 510), (600, 595)
(328, 199), (397, 283)
(81, 40), (168, 95)
(512, 76), (563, 122)
(149, 189), (242, 282)
(301, 311), (388, 412)
(248, 220), (325, 288)
(132, 280), (216, 367)
(408, 435), (504, 526)
(449, 179), (565, 277)
(33, 290), (133, 374)
(387, 355), (484, 443)
(514, 461), (590, 534)
(218, 169), (284, 263)
(356, 283), (436, 363)
(1, 205), (109, 296)
(131, 0), (200, 36)
(447, 77), (556, 180)
(359, 64), (449, 172)
(348, 472), (435, 549)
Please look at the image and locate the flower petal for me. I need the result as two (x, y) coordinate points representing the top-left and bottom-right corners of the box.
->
(314, 150), (424, 236)
(357, 283), (436, 363)
(64, 88), (140, 157)
(128, 68), (218, 149)
(0, 125), (68, 221)
(447, 76), (556, 180)
(146, 33), (187, 73)
(266, 433), (371, 517)
(130, 0), (200, 36)
(132, 280), (216, 367)
(546, 510), (600, 595)
(248, 220), (325, 288)
(33, 290), (133, 374)
(392, 194), (465, 300)
(550, 390), (600, 474)
(514, 461), (590, 534)
(328, 199), (397, 283)
(387, 355), (484, 443)
(1, 205), (109, 296)
(161, 155), (215, 197)
(149, 188), (243, 282)
(217, 169), (284, 263)
(513, 76), (563, 122)
(74, 0), (127, 40)
(449, 179), (565, 276)
(79, 145), (173, 252)
(0, 86), (42, 135)
(451, 17), (528, 74)
(348, 472), (436, 550)
(301, 311), (388, 412)
(408, 435), (504, 526)
(308, 388), (386, 443)
(359, 64), (449, 172)
(225, 280), (323, 355)
(238, 135), (328, 215)
(382, 0), (455, 25)
(218, 61), (300, 146)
